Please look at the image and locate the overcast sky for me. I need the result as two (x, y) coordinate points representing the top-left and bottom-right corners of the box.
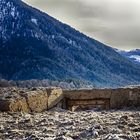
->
(23, 0), (140, 50)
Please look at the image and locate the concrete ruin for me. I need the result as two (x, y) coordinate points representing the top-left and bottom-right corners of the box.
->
(63, 88), (140, 111)
(0, 87), (140, 112)
(0, 87), (63, 113)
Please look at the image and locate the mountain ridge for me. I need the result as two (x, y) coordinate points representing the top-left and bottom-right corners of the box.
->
(0, 0), (140, 88)
(115, 49), (140, 64)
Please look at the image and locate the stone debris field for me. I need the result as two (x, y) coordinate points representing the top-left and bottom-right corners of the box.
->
(0, 108), (140, 140)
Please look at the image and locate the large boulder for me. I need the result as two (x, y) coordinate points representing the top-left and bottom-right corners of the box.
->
(20, 89), (48, 112)
(0, 87), (62, 113)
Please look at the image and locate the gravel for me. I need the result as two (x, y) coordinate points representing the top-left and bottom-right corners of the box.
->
(0, 108), (140, 140)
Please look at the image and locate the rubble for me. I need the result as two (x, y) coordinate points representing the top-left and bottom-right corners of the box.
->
(0, 109), (140, 139)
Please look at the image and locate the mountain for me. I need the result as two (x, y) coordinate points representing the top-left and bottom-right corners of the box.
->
(116, 49), (140, 64)
(0, 0), (140, 88)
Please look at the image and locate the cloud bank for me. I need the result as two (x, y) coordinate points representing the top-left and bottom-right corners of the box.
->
(23, 0), (140, 50)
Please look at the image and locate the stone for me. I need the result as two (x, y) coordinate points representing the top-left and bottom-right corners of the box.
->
(47, 88), (63, 109)
(0, 87), (62, 113)
(22, 89), (48, 112)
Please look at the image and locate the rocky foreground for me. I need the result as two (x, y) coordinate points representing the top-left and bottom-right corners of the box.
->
(0, 108), (140, 140)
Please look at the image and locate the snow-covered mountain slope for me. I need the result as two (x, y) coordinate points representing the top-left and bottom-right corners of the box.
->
(1, 0), (140, 88)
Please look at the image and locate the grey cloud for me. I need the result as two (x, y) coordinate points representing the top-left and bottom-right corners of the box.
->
(23, 0), (140, 50)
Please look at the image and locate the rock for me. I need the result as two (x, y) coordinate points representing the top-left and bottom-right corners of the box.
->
(128, 123), (138, 127)
(94, 124), (103, 130)
(120, 115), (129, 121)
(0, 125), (4, 133)
(119, 135), (133, 140)
(92, 130), (99, 138)
(104, 134), (120, 140)
(132, 127), (140, 132)
(0, 87), (62, 113)
(118, 124), (125, 129)
(22, 89), (48, 112)
(0, 110), (140, 139)
(47, 88), (63, 109)
(55, 136), (73, 140)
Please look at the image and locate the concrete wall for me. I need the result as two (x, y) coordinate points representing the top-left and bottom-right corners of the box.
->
(110, 88), (140, 108)
(0, 87), (140, 112)
(63, 88), (140, 109)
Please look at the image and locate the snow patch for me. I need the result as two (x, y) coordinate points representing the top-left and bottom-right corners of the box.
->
(31, 18), (38, 25)
(11, 7), (16, 17)
(129, 55), (140, 62)
(52, 35), (55, 39)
